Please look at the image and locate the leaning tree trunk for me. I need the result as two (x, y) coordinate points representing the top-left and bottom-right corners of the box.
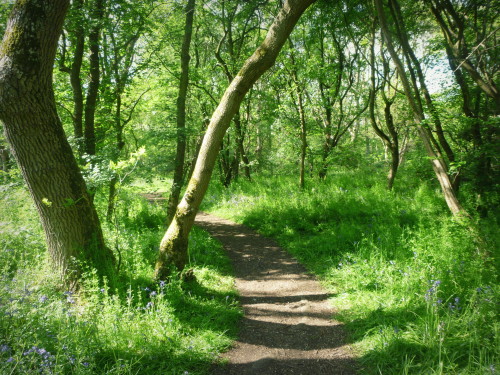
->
(166, 0), (196, 225)
(0, 0), (115, 287)
(375, 0), (464, 216)
(154, 0), (317, 279)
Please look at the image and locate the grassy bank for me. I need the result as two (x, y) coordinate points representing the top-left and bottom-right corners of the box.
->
(203, 170), (499, 374)
(0, 183), (241, 375)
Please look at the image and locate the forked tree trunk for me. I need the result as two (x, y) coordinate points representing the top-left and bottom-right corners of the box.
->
(154, 0), (317, 279)
(375, 0), (464, 215)
(0, 0), (115, 286)
(368, 27), (400, 191)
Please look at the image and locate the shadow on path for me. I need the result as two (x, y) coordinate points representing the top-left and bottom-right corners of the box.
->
(195, 212), (357, 375)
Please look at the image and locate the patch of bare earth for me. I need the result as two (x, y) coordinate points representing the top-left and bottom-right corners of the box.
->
(195, 212), (358, 375)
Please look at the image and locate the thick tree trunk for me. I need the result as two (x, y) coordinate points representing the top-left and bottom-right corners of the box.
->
(155, 0), (317, 279)
(0, 0), (115, 286)
(166, 0), (196, 225)
(375, 0), (464, 215)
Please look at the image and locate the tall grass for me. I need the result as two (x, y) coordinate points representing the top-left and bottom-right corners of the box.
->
(0, 182), (241, 374)
(203, 169), (499, 374)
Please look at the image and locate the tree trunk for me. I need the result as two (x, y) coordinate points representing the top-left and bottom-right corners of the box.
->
(155, 0), (317, 279)
(375, 0), (464, 215)
(106, 93), (125, 223)
(0, 143), (10, 181)
(69, 0), (85, 144)
(84, 0), (105, 157)
(389, 0), (456, 171)
(298, 89), (307, 190)
(425, 0), (500, 108)
(0, 0), (115, 286)
(166, 0), (196, 225)
(234, 111), (251, 180)
(288, 38), (307, 189)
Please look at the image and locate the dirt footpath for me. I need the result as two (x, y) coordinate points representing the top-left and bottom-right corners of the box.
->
(194, 212), (358, 375)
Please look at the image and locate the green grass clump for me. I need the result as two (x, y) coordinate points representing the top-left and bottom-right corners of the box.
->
(0, 183), (240, 374)
(204, 169), (499, 374)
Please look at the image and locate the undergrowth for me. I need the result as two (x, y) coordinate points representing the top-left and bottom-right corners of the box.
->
(0, 182), (240, 375)
(203, 169), (499, 374)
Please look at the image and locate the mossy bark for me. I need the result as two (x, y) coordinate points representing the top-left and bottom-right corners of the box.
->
(154, 0), (317, 279)
(0, 0), (115, 287)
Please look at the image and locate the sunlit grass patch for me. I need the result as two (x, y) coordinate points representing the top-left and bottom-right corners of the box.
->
(0, 185), (240, 375)
(205, 169), (499, 374)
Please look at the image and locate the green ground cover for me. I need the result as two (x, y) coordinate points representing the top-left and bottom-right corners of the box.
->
(0, 183), (241, 375)
(203, 169), (499, 374)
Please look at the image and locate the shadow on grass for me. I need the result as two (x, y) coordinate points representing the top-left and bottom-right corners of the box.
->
(93, 346), (217, 375)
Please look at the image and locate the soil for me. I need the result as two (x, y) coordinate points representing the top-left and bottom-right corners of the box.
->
(194, 212), (358, 375)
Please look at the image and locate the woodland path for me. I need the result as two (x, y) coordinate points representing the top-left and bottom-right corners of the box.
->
(194, 212), (358, 375)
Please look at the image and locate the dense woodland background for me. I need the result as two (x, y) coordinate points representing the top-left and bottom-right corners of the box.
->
(0, 0), (498, 374)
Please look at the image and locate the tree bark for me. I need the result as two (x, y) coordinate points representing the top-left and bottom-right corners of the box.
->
(388, 0), (456, 174)
(68, 0), (85, 144)
(0, 142), (10, 181)
(374, 0), (464, 216)
(84, 0), (105, 156)
(287, 39), (307, 189)
(425, 0), (500, 108)
(155, 0), (317, 279)
(166, 0), (196, 225)
(368, 25), (400, 190)
(0, 0), (115, 286)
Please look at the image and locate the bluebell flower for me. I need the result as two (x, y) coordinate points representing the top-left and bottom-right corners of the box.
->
(150, 291), (157, 298)
(39, 295), (48, 303)
(6, 357), (13, 363)
(0, 344), (10, 352)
